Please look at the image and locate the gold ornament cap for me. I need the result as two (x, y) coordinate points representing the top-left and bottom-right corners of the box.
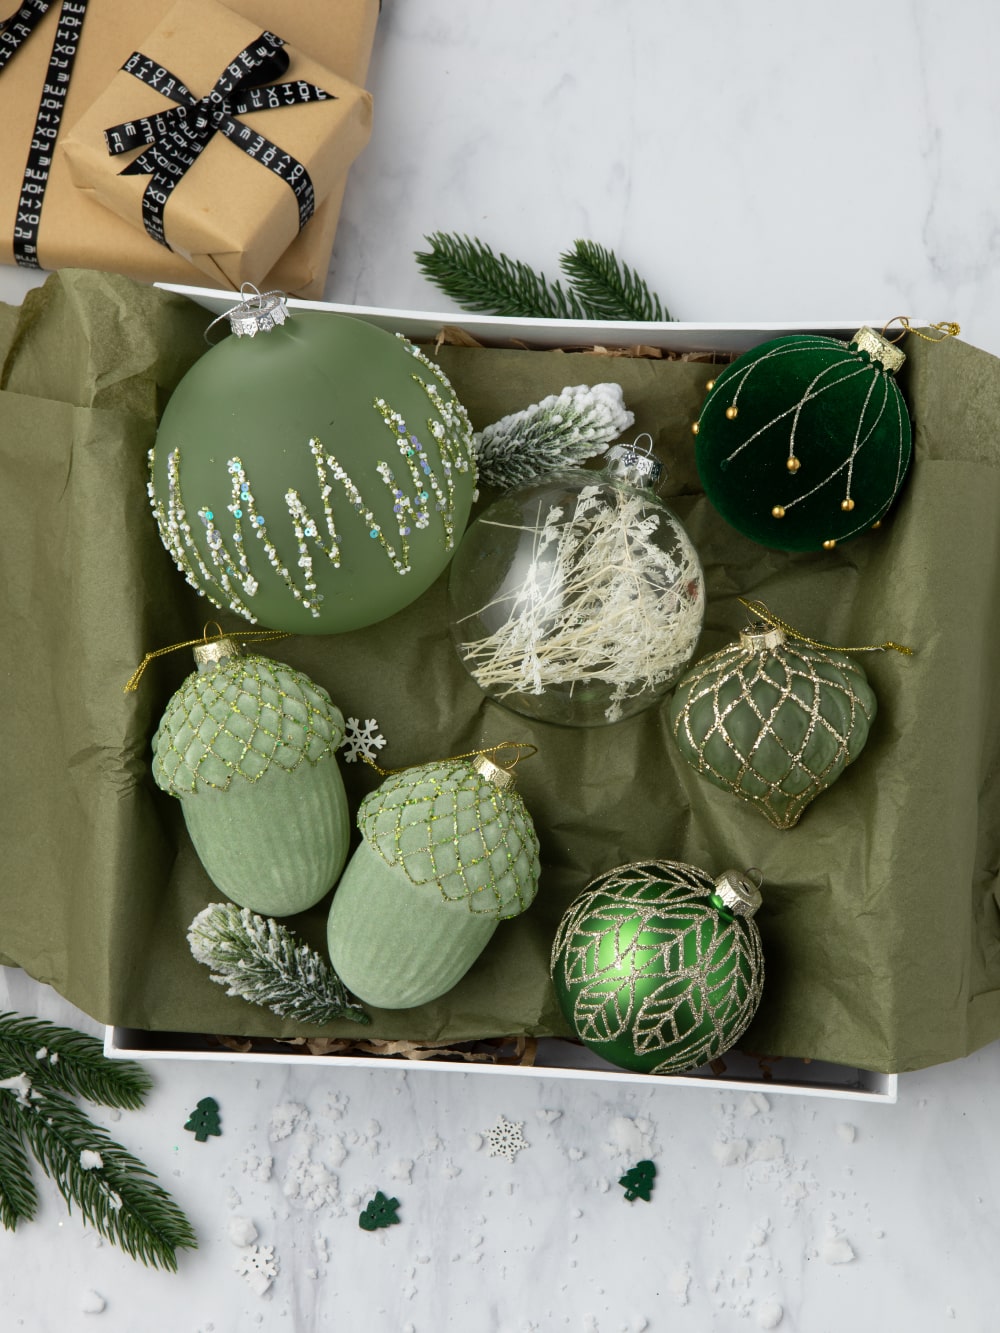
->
(713, 868), (763, 919)
(193, 636), (241, 673)
(852, 326), (905, 374)
(739, 625), (786, 654)
(472, 752), (516, 791)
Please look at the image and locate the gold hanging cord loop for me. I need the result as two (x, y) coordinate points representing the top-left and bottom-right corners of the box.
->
(880, 316), (961, 345)
(124, 625), (291, 693)
(738, 598), (914, 657)
(362, 740), (539, 778)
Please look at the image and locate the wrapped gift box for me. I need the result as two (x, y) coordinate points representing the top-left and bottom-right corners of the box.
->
(0, 0), (378, 295)
(5, 270), (1000, 1101)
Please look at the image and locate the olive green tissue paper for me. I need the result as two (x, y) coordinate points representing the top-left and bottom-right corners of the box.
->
(3, 281), (1000, 1075)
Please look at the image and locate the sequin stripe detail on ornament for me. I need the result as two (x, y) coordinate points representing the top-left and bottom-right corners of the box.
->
(152, 657), (342, 794)
(148, 353), (474, 623)
(713, 336), (909, 535)
(358, 761), (539, 917)
(670, 641), (874, 830)
(551, 861), (764, 1075)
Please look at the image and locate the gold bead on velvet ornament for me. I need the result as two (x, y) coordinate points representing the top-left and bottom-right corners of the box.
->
(149, 289), (477, 634)
(550, 859), (765, 1076)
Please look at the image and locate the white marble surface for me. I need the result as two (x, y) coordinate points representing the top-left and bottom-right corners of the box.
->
(3, 2), (1000, 1330)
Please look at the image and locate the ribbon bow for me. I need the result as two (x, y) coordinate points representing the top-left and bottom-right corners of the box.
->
(104, 31), (332, 250)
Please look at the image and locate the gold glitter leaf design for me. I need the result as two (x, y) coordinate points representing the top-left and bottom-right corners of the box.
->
(357, 760), (540, 918)
(670, 637), (876, 829)
(152, 656), (344, 796)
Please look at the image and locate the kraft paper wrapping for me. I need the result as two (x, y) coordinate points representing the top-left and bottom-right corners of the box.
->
(0, 0), (379, 297)
(3, 270), (1000, 1075)
(61, 0), (372, 290)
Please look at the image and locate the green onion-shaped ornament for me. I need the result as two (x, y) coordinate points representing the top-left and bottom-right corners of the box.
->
(669, 620), (877, 829)
(150, 290), (476, 633)
(550, 860), (764, 1075)
(327, 753), (541, 1009)
(152, 637), (349, 916)
(693, 327), (910, 551)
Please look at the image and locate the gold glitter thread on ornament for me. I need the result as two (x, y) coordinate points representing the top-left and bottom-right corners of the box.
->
(152, 656), (344, 795)
(355, 759), (540, 917)
(550, 860), (764, 1075)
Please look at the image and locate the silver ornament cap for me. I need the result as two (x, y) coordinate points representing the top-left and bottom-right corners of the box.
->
(603, 433), (663, 488)
(712, 868), (764, 919)
(225, 288), (290, 339)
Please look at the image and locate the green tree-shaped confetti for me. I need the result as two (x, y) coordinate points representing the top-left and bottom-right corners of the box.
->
(184, 1098), (221, 1143)
(358, 1191), (401, 1231)
(619, 1160), (656, 1202)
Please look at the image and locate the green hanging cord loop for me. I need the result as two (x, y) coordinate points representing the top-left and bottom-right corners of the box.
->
(123, 624), (291, 693)
(737, 598), (914, 656)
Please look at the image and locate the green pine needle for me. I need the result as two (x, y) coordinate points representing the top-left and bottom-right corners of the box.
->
(415, 232), (587, 319)
(0, 1011), (151, 1110)
(0, 1097), (37, 1230)
(559, 240), (668, 322)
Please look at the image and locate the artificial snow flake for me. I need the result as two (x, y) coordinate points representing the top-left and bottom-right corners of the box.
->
(486, 1116), (529, 1162)
(235, 1244), (279, 1295)
(341, 716), (388, 764)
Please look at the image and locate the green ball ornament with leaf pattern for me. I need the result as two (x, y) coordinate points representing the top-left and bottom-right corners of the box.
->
(150, 293), (476, 634)
(327, 753), (541, 1010)
(694, 327), (911, 551)
(152, 636), (349, 917)
(550, 860), (765, 1075)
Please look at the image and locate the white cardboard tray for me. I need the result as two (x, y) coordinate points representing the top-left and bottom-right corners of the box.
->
(105, 287), (901, 1103)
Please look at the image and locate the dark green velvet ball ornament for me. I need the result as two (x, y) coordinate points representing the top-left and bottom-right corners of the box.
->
(550, 860), (764, 1075)
(694, 327), (911, 551)
(150, 293), (476, 634)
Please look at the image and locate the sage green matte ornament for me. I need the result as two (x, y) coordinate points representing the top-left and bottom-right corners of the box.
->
(327, 754), (541, 1009)
(550, 860), (764, 1075)
(150, 291), (476, 634)
(669, 621), (877, 830)
(694, 328), (911, 551)
(152, 637), (349, 916)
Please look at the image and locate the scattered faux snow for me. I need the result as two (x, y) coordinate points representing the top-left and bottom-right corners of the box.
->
(836, 1123), (857, 1144)
(80, 1291), (106, 1314)
(269, 1103), (308, 1142)
(750, 1137), (784, 1162)
(756, 1300), (783, 1328)
(442, 1160), (462, 1178)
(35, 1047), (48, 1060)
(537, 1108), (563, 1123)
(390, 1159), (414, 1183)
(750, 1218), (772, 1247)
(239, 1148), (274, 1183)
(595, 1177), (611, 1193)
(742, 1093), (770, 1117)
(0, 1073), (32, 1106)
(227, 1217), (258, 1247)
(567, 1147), (584, 1161)
(821, 1235), (855, 1265)
(80, 1150), (104, 1171)
(282, 1149), (338, 1211)
(668, 1264), (691, 1306)
(468, 1134), (484, 1152)
(604, 1115), (655, 1160)
(712, 1138), (748, 1166)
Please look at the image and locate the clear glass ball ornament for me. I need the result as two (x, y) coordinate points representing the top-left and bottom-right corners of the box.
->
(448, 437), (706, 727)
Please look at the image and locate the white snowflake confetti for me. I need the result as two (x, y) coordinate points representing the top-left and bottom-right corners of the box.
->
(486, 1116), (529, 1162)
(235, 1244), (279, 1296)
(341, 717), (388, 764)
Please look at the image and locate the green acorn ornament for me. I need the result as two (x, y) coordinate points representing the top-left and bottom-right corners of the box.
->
(327, 749), (541, 1009)
(550, 859), (765, 1075)
(150, 289), (476, 634)
(668, 604), (910, 829)
(694, 326), (918, 551)
(151, 636), (349, 916)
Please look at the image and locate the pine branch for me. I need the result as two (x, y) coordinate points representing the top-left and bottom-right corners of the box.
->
(0, 1011), (151, 1111)
(0, 1095), (38, 1230)
(559, 240), (668, 322)
(415, 232), (587, 319)
(474, 382), (635, 489)
(5, 1083), (197, 1269)
(188, 903), (370, 1027)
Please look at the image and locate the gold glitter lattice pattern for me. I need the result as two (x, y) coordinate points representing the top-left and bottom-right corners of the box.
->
(152, 656), (344, 796)
(670, 636), (876, 830)
(551, 861), (764, 1075)
(358, 760), (540, 918)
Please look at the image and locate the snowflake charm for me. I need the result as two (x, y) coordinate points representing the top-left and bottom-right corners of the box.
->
(486, 1116), (529, 1162)
(341, 716), (388, 764)
(235, 1244), (279, 1295)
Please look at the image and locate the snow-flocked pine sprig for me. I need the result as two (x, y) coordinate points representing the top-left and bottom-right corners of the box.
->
(0, 1014), (197, 1269)
(188, 904), (370, 1028)
(558, 240), (669, 322)
(474, 382), (634, 490)
(0, 1011), (151, 1110)
(414, 232), (668, 322)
